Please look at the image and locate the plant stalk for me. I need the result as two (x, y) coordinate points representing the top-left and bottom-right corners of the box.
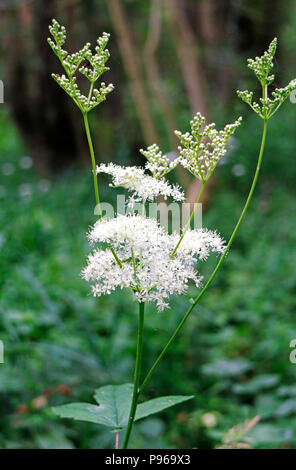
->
(171, 181), (206, 257)
(83, 112), (123, 268)
(139, 118), (268, 393)
(122, 302), (145, 449)
(83, 112), (102, 217)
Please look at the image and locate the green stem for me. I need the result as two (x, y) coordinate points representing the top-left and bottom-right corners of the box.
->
(83, 112), (122, 268)
(139, 118), (268, 393)
(88, 82), (95, 105)
(140, 199), (146, 268)
(122, 302), (145, 449)
(171, 181), (206, 258)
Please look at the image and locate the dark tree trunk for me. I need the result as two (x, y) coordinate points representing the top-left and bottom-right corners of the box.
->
(107, 0), (159, 146)
(3, 0), (86, 174)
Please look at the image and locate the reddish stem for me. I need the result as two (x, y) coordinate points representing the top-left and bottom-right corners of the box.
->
(115, 430), (119, 449)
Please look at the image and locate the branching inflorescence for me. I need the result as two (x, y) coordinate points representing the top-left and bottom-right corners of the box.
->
(175, 113), (242, 182)
(96, 163), (184, 205)
(82, 214), (224, 312)
(48, 21), (296, 450)
(237, 38), (296, 119)
(140, 143), (180, 178)
(48, 19), (114, 114)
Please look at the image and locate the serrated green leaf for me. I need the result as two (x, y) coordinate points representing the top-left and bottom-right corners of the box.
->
(93, 383), (133, 428)
(52, 403), (112, 427)
(52, 383), (194, 430)
(135, 395), (194, 421)
(52, 384), (133, 429)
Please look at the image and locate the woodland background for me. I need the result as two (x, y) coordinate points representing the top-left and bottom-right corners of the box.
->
(1, 0), (296, 449)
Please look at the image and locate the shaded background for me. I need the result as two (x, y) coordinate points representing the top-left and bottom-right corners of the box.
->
(1, 0), (296, 449)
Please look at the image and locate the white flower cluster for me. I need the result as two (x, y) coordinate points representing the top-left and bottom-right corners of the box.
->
(140, 144), (180, 179)
(97, 163), (184, 204)
(237, 38), (296, 120)
(171, 229), (225, 260)
(48, 19), (114, 113)
(82, 215), (225, 311)
(175, 112), (242, 182)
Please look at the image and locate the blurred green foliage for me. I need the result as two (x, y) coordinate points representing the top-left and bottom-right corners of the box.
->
(1, 98), (296, 449)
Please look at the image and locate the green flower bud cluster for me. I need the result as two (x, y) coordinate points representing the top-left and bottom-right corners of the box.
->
(140, 144), (180, 179)
(175, 113), (242, 182)
(48, 19), (114, 113)
(237, 38), (296, 120)
(248, 37), (277, 86)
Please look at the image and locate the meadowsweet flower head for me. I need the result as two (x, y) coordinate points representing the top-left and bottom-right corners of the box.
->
(82, 215), (225, 311)
(175, 113), (242, 182)
(237, 38), (296, 119)
(48, 19), (114, 113)
(171, 229), (225, 260)
(96, 163), (184, 204)
(140, 144), (180, 179)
